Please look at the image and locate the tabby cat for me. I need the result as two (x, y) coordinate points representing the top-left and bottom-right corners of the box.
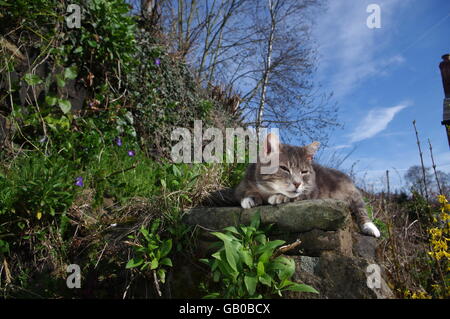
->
(234, 133), (380, 238)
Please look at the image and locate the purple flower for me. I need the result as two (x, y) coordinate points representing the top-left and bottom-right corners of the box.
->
(154, 58), (161, 66)
(116, 137), (122, 147)
(75, 176), (84, 187)
(127, 150), (135, 157)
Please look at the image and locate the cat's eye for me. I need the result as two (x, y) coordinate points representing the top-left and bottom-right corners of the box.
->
(279, 166), (290, 173)
(301, 170), (309, 174)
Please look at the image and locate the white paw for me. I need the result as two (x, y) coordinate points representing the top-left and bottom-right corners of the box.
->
(241, 197), (256, 209)
(362, 222), (381, 238)
(268, 194), (290, 205)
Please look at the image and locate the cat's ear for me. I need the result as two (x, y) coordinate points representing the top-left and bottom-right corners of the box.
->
(264, 133), (280, 156)
(306, 141), (320, 161)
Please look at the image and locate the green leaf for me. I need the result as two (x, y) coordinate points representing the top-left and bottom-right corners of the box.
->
(24, 73), (42, 85)
(255, 234), (266, 244)
(250, 211), (261, 230)
(239, 249), (253, 268)
(140, 227), (150, 240)
(284, 282), (319, 294)
(171, 165), (181, 177)
(87, 39), (98, 48)
(211, 251), (222, 261)
(259, 273), (272, 287)
(223, 240), (237, 272)
(218, 250), (237, 278)
(257, 261), (265, 276)
(211, 231), (233, 243)
(258, 250), (272, 264)
(223, 226), (240, 235)
(64, 66), (78, 80)
(58, 99), (71, 114)
(55, 74), (66, 87)
(150, 219), (161, 233)
(160, 257), (172, 267)
(160, 239), (172, 257)
(244, 275), (257, 296)
(271, 256), (295, 281)
(150, 258), (159, 270)
(45, 95), (58, 106)
(199, 258), (211, 265)
(126, 258), (143, 269)
(157, 269), (166, 283)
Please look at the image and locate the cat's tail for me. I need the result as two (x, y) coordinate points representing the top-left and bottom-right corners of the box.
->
(198, 187), (239, 207)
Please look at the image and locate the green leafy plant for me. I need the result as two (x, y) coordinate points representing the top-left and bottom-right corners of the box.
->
(200, 212), (319, 298)
(126, 219), (173, 285)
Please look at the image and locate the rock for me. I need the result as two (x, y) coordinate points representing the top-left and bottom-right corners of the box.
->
(298, 256), (320, 274)
(182, 199), (394, 299)
(353, 233), (377, 262)
(184, 199), (350, 232)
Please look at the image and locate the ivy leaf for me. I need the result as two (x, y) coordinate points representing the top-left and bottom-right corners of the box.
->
(45, 95), (58, 106)
(55, 74), (66, 87)
(24, 73), (42, 85)
(64, 66), (78, 80)
(58, 99), (72, 114)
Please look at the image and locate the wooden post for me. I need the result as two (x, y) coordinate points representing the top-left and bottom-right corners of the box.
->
(439, 54), (450, 147)
(386, 170), (390, 201)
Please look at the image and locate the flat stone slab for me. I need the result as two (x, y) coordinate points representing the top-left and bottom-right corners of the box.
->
(183, 199), (351, 233)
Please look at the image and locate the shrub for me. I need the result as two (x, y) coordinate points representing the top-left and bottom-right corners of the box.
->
(200, 212), (318, 298)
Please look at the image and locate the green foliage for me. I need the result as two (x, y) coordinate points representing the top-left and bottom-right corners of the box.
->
(129, 28), (218, 159)
(0, 239), (9, 256)
(200, 212), (319, 298)
(0, 155), (75, 221)
(126, 219), (173, 284)
(69, 0), (137, 80)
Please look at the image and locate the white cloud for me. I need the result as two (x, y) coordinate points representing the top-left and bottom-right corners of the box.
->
(329, 144), (353, 150)
(348, 103), (409, 143)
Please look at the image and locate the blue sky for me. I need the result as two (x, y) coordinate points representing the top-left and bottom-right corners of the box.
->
(313, 0), (450, 191)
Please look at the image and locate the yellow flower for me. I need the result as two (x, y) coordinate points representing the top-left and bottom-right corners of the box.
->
(36, 211), (42, 220)
(438, 195), (448, 204)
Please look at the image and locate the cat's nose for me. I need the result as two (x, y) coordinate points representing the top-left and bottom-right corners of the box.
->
(293, 182), (301, 188)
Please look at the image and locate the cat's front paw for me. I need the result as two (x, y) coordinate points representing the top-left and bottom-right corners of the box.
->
(241, 197), (257, 209)
(268, 194), (290, 205)
(362, 222), (381, 238)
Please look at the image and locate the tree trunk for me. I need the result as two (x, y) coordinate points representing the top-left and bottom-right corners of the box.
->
(256, 0), (276, 139)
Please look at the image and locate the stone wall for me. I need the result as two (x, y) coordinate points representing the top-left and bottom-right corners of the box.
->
(181, 199), (393, 299)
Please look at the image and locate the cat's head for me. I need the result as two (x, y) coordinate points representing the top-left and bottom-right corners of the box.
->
(256, 133), (319, 198)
